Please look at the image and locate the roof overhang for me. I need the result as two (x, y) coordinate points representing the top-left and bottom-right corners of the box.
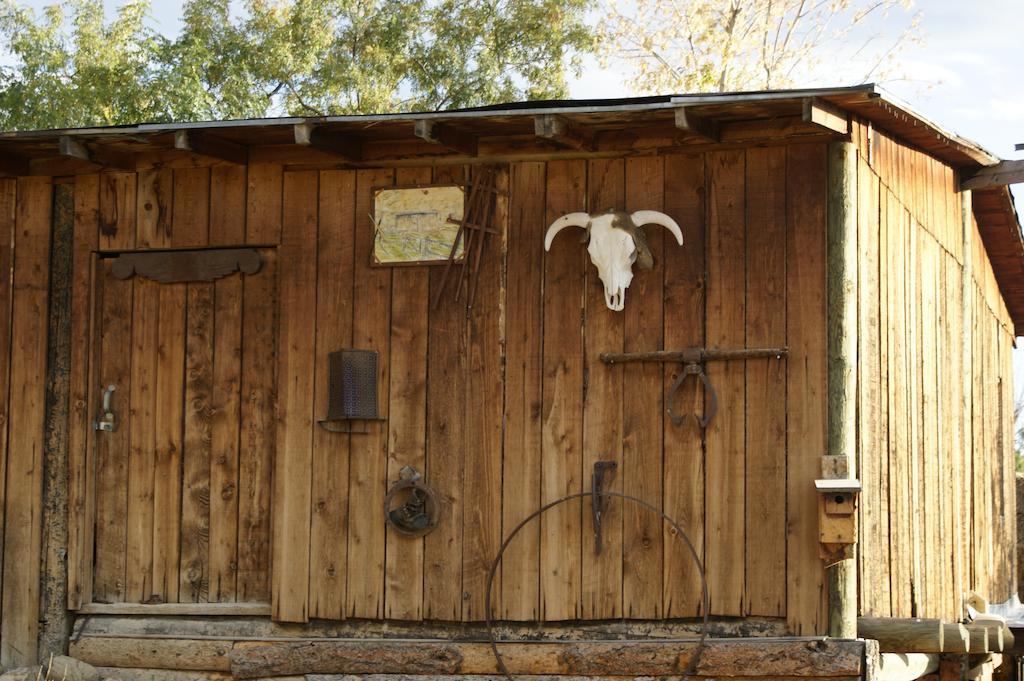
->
(0, 83), (1020, 329)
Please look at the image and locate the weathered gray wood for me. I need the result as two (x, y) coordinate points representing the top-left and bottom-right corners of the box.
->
(58, 136), (136, 170)
(674, 107), (721, 142)
(534, 115), (593, 151)
(71, 636), (234, 671)
(876, 653), (940, 681)
(414, 121), (478, 156)
(76, 602), (272, 617)
(859, 618), (946, 653)
(110, 248), (262, 283)
(294, 123), (362, 162)
(228, 639), (865, 679)
(96, 669), (233, 681)
(39, 181), (74, 660)
(175, 130), (248, 165)
(960, 159), (1024, 190)
(826, 140), (859, 639)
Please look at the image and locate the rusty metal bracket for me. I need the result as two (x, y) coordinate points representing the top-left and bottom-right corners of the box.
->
(591, 461), (617, 555)
(600, 346), (787, 430)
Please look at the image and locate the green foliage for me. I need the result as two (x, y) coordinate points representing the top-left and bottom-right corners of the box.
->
(0, 0), (595, 130)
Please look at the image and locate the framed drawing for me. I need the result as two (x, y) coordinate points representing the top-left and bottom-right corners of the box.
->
(372, 184), (465, 265)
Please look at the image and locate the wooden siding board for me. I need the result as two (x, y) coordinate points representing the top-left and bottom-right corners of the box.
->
(347, 168), (394, 620)
(581, 158), (624, 620)
(181, 282), (214, 603)
(500, 161), (545, 621)
(539, 159), (586, 622)
(209, 165), (246, 245)
(1, 177), (51, 666)
(662, 154), (707, 618)
(462, 165), (506, 621)
(171, 168), (210, 248)
(246, 164), (283, 245)
(704, 149), (746, 617)
(743, 146), (786, 618)
(99, 173), (136, 251)
(384, 167), (430, 622)
(271, 170), (319, 622)
(309, 170), (355, 621)
(67, 174), (99, 609)
(423, 164), (467, 621)
(136, 168), (173, 249)
(622, 156), (665, 619)
(785, 143), (827, 635)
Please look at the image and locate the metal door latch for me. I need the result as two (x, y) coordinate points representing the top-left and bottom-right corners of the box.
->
(93, 385), (118, 432)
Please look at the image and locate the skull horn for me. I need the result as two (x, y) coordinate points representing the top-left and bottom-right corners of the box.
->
(544, 212), (591, 251)
(630, 210), (684, 246)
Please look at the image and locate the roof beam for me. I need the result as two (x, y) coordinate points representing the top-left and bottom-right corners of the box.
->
(58, 136), (136, 171)
(674, 106), (721, 142)
(0, 152), (30, 177)
(413, 120), (478, 156)
(534, 114), (593, 151)
(802, 97), (849, 135)
(294, 122), (361, 162)
(174, 130), (248, 165)
(961, 159), (1024, 190)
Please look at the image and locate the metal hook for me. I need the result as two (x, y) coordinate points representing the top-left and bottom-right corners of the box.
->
(666, 362), (718, 429)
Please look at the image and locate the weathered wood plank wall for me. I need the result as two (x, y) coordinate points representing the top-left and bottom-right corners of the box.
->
(851, 119), (1018, 621)
(56, 150), (826, 632)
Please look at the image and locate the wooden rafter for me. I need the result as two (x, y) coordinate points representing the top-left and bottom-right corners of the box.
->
(174, 130), (248, 165)
(674, 107), (721, 142)
(961, 159), (1024, 190)
(534, 114), (593, 151)
(802, 97), (849, 135)
(0, 152), (29, 177)
(294, 122), (361, 162)
(413, 120), (478, 156)
(58, 136), (136, 171)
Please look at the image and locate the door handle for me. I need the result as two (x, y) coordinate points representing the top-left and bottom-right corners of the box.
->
(93, 384), (118, 432)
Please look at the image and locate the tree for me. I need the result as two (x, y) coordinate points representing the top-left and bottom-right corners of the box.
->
(598, 0), (920, 95)
(0, 0), (595, 130)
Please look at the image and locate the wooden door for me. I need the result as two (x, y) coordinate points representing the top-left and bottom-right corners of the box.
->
(88, 250), (277, 605)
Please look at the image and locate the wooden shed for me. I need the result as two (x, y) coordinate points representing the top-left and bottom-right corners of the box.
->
(0, 84), (1020, 679)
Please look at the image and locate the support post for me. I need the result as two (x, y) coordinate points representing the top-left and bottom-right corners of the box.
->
(826, 140), (858, 639)
(39, 181), (74, 658)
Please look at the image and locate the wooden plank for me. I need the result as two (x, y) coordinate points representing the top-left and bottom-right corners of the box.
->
(921, 233), (940, 619)
(246, 163), (283, 245)
(207, 163), (247, 603)
(172, 167), (210, 247)
(99, 172), (136, 250)
(237, 165), (281, 604)
(535, 115), (593, 151)
(423, 164), (465, 621)
(182, 283), (214, 603)
(0, 176), (51, 667)
(271, 170), (319, 623)
(662, 154), (706, 618)
(462, 165), (506, 621)
(538, 158), (587, 622)
(346, 168), (393, 619)
(704, 149), (745, 617)
(785, 143), (828, 635)
(309, 170), (355, 621)
(621, 156), (664, 619)
(500, 161), (545, 621)
(136, 168), (173, 248)
(581, 158), (624, 620)
(383, 167), (430, 621)
(67, 174), (99, 609)
(151, 283), (185, 604)
(876, 177), (893, 618)
(743, 146), (786, 617)
(126, 277), (159, 602)
(803, 98), (850, 135)
(76, 601), (271, 616)
(960, 159), (1024, 190)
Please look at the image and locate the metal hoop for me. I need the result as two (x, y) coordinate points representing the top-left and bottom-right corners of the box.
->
(483, 491), (710, 681)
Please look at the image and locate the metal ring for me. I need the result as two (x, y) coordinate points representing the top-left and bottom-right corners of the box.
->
(383, 478), (440, 537)
(483, 491), (710, 681)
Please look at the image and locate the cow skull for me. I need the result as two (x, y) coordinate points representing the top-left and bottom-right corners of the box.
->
(544, 209), (684, 311)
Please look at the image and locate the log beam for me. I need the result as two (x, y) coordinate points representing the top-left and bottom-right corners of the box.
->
(293, 122), (361, 162)
(877, 653), (940, 681)
(674, 106), (721, 142)
(534, 114), (593, 151)
(58, 136), (136, 171)
(961, 159), (1024, 190)
(414, 120), (478, 156)
(174, 130), (248, 165)
(804, 97), (850, 135)
(858, 617), (975, 654)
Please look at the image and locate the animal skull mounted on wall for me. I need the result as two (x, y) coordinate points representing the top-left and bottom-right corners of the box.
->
(544, 210), (684, 311)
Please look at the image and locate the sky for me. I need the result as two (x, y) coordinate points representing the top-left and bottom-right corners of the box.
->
(12, 0), (1024, 388)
